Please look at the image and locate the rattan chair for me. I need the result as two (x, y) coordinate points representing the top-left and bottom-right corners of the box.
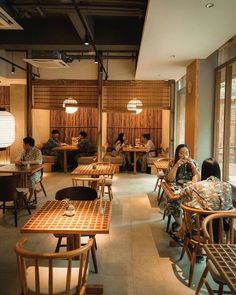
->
(0, 175), (31, 226)
(54, 185), (99, 273)
(180, 204), (235, 287)
(153, 158), (172, 204)
(15, 237), (93, 295)
(196, 212), (236, 295)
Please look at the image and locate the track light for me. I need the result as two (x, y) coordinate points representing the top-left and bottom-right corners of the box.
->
(94, 55), (98, 64)
(84, 32), (89, 46)
(11, 65), (15, 74)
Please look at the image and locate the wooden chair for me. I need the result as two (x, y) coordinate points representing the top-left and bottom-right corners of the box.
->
(0, 175), (31, 226)
(33, 168), (47, 204)
(196, 212), (236, 295)
(180, 204), (235, 287)
(153, 158), (171, 204)
(15, 237), (93, 295)
(96, 162), (114, 201)
(54, 185), (99, 273)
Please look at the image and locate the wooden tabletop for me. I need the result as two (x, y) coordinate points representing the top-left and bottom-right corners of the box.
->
(21, 200), (112, 235)
(204, 244), (236, 293)
(161, 182), (181, 201)
(123, 146), (147, 152)
(53, 145), (78, 152)
(72, 163), (116, 176)
(0, 163), (43, 174)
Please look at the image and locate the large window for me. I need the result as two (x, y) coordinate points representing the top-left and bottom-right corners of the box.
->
(214, 61), (236, 184)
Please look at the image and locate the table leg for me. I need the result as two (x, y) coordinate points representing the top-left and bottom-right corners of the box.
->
(64, 151), (67, 173)
(133, 151), (137, 175)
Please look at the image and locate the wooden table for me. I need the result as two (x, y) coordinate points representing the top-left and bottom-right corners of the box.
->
(153, 159), (169, 172)
(21, 200), (112, 294)
(53, 145), (78, 173)
(71, 163), (116, 177)
(0, 163), (43, 187)
(160, 182), (181, 201)
(122, 146), (146, 175)
(204, 244), (236, 294)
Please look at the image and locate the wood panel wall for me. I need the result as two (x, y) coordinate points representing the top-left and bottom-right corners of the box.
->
(185, 60), (199, 158)
(107, 109), (162, 149)
(103, 80), (170, 111)
(50, 107), (98, 146)
(0, 86), (10, 163)
(32, 79), (98, 109)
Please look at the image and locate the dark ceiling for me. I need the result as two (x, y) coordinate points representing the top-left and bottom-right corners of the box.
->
(0, 0), (148, 60)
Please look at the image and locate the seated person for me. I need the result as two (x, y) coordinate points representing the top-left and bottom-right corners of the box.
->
(141, 133), (156, 172)
(15, 137), (43, 202)
(165, 144), (200, 231)
(112, 133), (131, 170)
(42, 129), (66, 156)
(77, 131), (93, 156)
(42, 129), (65, 171)
(171, 158), (233, 244)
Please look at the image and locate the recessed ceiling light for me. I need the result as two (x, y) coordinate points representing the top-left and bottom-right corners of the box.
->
(170, 55), (176, 58)
(205, 3), (214, 8)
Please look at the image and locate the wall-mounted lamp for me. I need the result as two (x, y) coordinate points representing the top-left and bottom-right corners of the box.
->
(0, 109), (15, 148)
(127, 98), (143, 114)
(63, 98), (78, 114)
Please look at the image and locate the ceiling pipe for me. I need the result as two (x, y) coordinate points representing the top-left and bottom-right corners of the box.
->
(71, 0), (108, 80)
(0, 56), (40, 78)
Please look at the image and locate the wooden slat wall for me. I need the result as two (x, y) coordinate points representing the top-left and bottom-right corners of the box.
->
(0, 86), (10, 163)
(107, 109), (162, 149)
(50, 107), (98, 146)
(32, 79), (98, 110)
(103, 80), (170, 111)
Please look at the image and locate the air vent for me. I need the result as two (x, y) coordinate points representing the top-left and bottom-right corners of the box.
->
(0, 7), (23, 30)
(24, 59), (70, 69)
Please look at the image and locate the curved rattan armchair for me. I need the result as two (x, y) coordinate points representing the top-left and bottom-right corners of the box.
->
(196, 212), (236, 295)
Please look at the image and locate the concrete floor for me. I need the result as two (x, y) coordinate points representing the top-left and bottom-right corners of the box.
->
(0, 172), (216, 294)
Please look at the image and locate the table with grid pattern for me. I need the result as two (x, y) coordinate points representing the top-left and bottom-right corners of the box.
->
(21, 200), (112, 235)
(71, 163), (116, 176)
(204, 244), (236, 293)
(153, 160), (169, 171)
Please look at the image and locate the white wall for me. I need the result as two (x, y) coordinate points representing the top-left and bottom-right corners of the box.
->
(32, 109), (50, 145)
(197, 52), (218, 166)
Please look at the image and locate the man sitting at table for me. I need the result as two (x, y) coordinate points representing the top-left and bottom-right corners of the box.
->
(140, 133), (156, 172)
(42, 129), (66, 170)
(77, 131), (94, 157)
(15, 137), (43, 203)
(42, 129), (66, 155)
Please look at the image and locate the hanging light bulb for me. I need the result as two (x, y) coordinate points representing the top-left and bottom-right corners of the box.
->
(11, 65), (15, 74)
(63, 98), (78, 114)
(127, 98), (143, 114)
(84, 32), (90, 46)
(94, 55), (98, 64)
(0, 110), (15, 148)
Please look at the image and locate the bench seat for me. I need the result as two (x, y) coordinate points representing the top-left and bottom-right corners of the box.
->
(103, 153), (123, 173)
(42, 155), (57, 172)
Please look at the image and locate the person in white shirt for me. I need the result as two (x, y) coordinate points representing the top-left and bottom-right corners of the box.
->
(141, 133), (156, 172)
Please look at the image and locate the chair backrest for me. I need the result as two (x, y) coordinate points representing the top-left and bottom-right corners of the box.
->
(55, 186), (97, 201)
(72, 176), (105, 199)
(15, 237), (93, 295)
(0, 175), (20, 202)
(154, 158), (172, 171)
(202, 212), (236, 244)
(180, 204), (234, 245)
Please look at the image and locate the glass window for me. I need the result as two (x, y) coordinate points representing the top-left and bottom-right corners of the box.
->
(229, 62), (236, 184)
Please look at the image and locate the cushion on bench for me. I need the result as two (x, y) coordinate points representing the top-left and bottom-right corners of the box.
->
(77, 156), (97, 165)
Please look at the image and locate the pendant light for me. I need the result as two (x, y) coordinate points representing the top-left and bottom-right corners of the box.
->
(127, 98), (143, 114)
(63, 98), (78, 114)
